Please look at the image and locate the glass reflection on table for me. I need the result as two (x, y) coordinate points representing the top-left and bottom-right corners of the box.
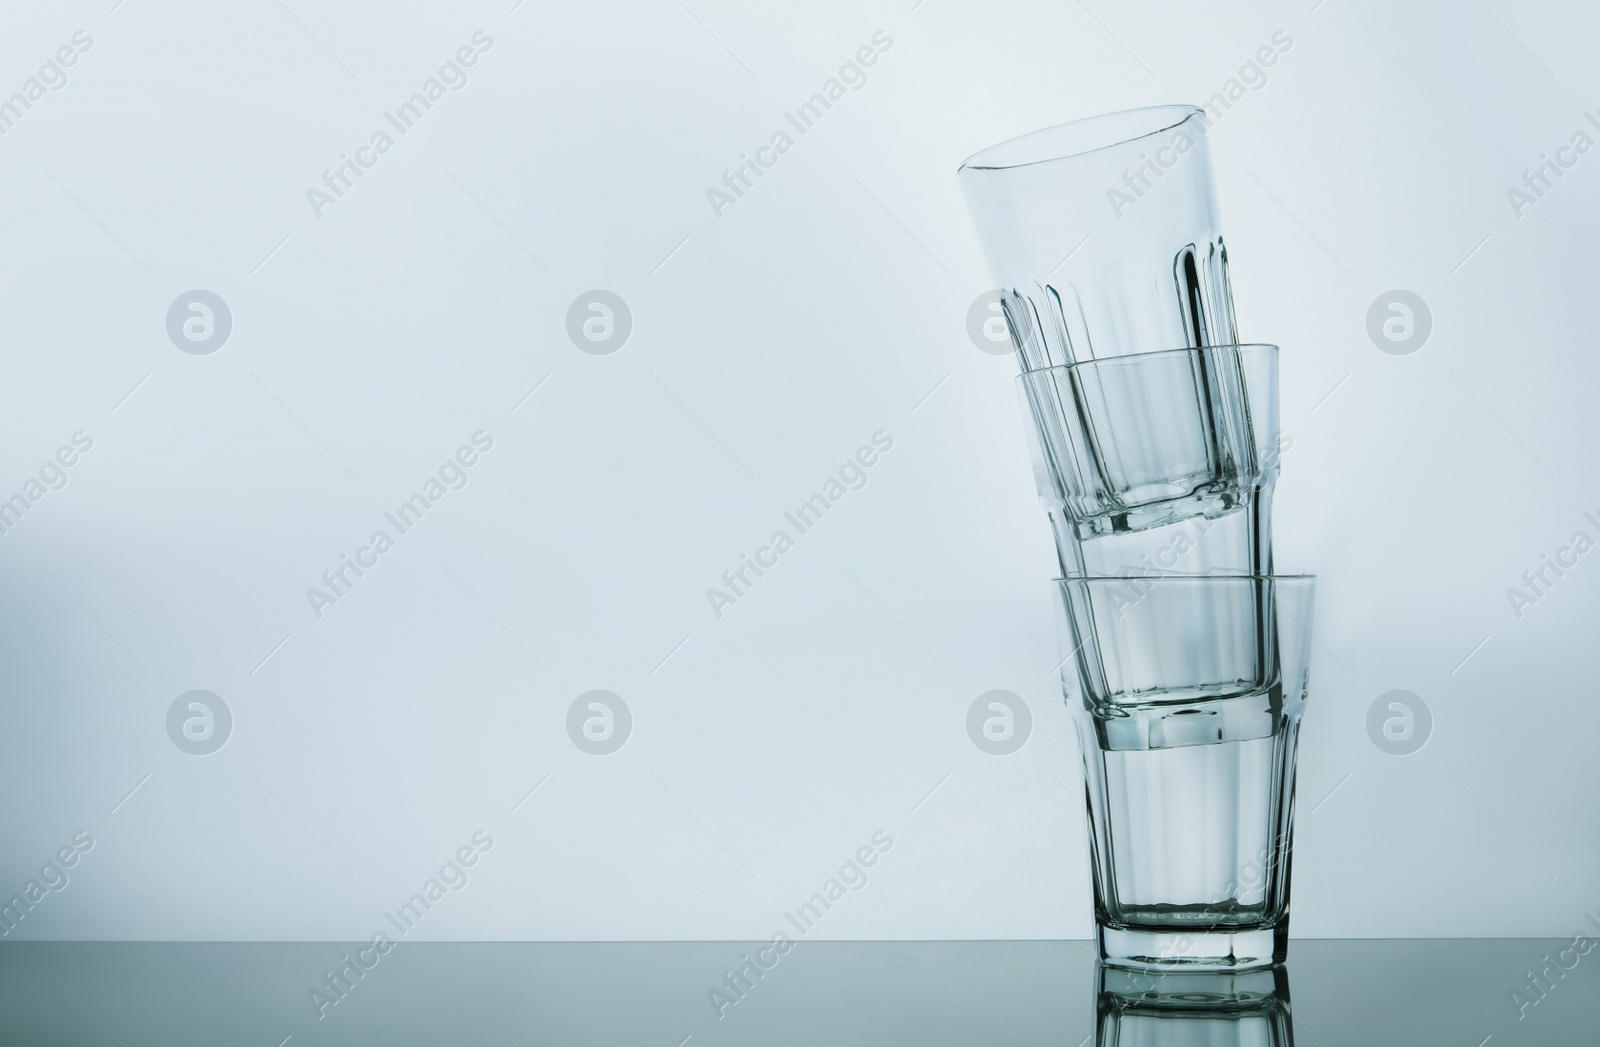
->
(1096, 962), (1294, 1045)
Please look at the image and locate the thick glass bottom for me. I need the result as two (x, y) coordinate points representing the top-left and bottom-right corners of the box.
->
(1051, 486), (1273, 580)
(1098, 922), (1286, 971)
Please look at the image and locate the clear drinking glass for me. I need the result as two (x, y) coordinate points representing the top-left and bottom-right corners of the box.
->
(959, 105), (1235, 370)
(1017, 344), (1278, 577)
(1096, 964), (1295, 1046)
(1054, 575), (1316, 970)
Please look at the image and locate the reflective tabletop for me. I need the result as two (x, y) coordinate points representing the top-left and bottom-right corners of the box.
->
(0, 938), (1594, 1044)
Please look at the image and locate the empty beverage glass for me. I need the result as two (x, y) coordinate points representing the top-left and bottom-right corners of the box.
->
(1054, 575), (1317, 970)
(1017, 344), (1278, 577)
(959, 105), (1235, 371)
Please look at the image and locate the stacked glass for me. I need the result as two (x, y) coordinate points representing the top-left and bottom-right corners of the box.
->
(959, 106), (1316, 971)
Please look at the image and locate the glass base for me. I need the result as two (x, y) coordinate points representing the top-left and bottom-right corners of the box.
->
(1098, 922), (1286, 971)
(1051, 485), (1272, 578)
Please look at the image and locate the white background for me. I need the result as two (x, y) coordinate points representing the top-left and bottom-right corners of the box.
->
(0, 0), (1595, 941)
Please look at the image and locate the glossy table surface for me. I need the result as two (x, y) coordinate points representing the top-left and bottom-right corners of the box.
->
(0, 938), (1594, 1045)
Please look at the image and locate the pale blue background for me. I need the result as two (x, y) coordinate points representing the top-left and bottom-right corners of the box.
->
(0, 0), (1594, 940)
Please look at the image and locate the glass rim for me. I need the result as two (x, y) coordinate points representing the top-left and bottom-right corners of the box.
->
(958, 105), (1205, 173)
(1054, 573), (1314, 585)
(1016, 343), (1278, 379)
